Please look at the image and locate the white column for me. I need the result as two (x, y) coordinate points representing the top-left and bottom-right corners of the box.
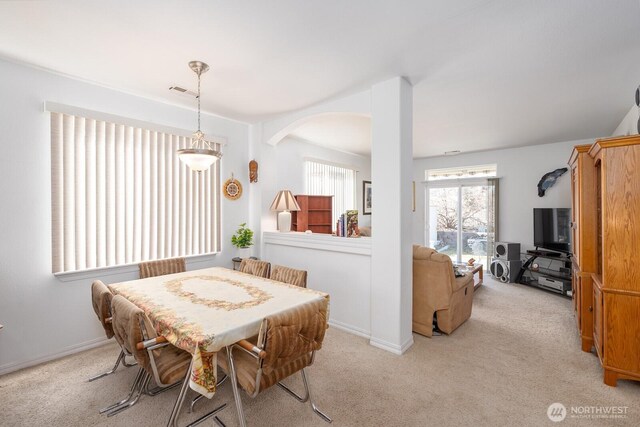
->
(370, 77), (414, 354)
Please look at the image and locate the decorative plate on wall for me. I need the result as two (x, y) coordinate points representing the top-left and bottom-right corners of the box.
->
(223, 175), (243, 200)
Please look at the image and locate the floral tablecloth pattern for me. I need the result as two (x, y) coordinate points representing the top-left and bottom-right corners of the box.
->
(108, 266), (328, 398)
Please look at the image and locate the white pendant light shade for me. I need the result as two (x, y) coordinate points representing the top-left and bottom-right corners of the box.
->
(177, 148), (221, 171)
(177, 61), (223, 171)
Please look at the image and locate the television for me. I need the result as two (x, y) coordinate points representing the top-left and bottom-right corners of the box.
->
(533, 208), (571, 253)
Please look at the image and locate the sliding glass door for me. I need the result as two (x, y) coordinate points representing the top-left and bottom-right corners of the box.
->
(427, 179), (497, 268)
(427, 187), (459, 260)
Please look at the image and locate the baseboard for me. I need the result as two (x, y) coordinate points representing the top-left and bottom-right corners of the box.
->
(369, 335), (414, 355)
(328, 319), (370, 339)
(0, 336), (110, 376)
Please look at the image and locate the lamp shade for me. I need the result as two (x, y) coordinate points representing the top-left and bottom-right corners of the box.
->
(178, 148), (221, 171)
(270, 190), (301, 211)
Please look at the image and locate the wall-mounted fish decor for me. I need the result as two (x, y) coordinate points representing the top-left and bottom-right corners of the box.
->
(537, 167), (567, 197)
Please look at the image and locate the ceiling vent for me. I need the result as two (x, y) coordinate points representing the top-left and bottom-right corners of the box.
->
(169, 86), (198, 98)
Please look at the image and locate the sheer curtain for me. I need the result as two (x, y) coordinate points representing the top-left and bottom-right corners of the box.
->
(304, 160), (356, 223)
(486, 177), (499, 265)
(51, 112), (220, 274)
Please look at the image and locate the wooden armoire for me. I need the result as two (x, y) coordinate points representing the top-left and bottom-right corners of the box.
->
(586, 135), (640, 386)
(568, 144), (598, 353)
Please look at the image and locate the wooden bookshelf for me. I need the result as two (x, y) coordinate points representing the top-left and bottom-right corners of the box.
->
(291, 195), (333, 234)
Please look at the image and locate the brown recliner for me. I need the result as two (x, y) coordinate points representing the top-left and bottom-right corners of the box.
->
(412, 245), (474, 337)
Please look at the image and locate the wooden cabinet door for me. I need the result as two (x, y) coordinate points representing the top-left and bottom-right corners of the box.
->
(572, 166), (581, 265)
(575, 274), (582, 331)
(572, 264), (579, 314)
(593, 283), (604, 361)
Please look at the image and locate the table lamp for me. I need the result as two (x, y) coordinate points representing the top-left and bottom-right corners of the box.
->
(270, 190), (301, 232)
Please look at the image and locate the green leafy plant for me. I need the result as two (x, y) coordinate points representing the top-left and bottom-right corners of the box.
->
(231, 223), (254, 249)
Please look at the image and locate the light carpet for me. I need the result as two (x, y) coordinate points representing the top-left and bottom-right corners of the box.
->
(1, 277), (638, 426)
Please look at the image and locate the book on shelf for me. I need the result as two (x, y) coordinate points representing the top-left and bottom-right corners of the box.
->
(334, 210), (359, 237)
(346, 210), (358, 237)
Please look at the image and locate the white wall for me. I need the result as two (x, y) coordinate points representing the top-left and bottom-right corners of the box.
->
(278, 137), (371, 226)
(262, 232), (371, 337)
(412, 139), (594, 250)
(612, 105), (639, 136)
(259, 136), (371, 234)
(0, 58), (251, 374)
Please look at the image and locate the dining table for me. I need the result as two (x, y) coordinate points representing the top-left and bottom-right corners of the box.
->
(107, 266), (329, 426)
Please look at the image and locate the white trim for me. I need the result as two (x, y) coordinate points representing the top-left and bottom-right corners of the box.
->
(44, 101), (228, 145)
(369, 335), (414, 355)
(0, 337), (111, 376)
(54, 252), (220, 282)
(328, 319), (371, 339)
(263, 232), (372, 256)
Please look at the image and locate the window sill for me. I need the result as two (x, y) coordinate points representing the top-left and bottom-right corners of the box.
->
(54, 252), (220, 282)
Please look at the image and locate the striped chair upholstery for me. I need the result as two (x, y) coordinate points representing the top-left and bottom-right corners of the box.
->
(138, 257), (186, 279)
(270, 265), (307, 288)
(91, 280), (114, 339)
(111, 295), (192, 386)
(238, 258), (271, 278)
(218, 298), (328, 395)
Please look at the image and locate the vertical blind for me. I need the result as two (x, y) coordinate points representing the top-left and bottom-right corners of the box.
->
(304, 160), (356, 223)
(51, 112), (220, 274)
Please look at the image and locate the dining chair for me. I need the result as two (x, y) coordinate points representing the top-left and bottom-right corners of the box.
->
(138, 257), (186, 279)
(269, 265), (308, 288)
(238, 258), (271, 278)
(102, 295), (217, 423)
(218, 298), (331, 426)
(89, 280), (135, 382)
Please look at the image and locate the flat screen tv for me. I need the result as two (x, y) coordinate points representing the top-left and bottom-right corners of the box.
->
(533, 208), (571, 253)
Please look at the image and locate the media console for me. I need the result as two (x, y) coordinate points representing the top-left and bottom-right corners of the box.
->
(515, 251), (572, 298)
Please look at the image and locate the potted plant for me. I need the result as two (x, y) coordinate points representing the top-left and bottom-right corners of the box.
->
(231, 223), (254, 258)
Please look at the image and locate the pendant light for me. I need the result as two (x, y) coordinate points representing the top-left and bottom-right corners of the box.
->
(177, 61), (222, 171)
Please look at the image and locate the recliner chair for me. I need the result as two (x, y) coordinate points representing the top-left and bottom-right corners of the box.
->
(412, 245), (474, 337)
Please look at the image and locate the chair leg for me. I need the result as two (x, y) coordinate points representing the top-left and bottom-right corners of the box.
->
(277, 375), (309, 403)
(226, 346), (247, 427)
(212, 416), (227, 427)
(145, 377), (183, 396)
(106, 373), (150, 417)
(166, 359), (194, 427)
(301, 369), (332, 423)
(189, 374), (228, 413)
(89, 349), (125, 382)
(99, 367), (144, 413)
(185, 403), (227, 427)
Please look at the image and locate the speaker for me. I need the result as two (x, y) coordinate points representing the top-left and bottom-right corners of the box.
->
(494, 242), (521, 260)
(490, 259), (522, 283)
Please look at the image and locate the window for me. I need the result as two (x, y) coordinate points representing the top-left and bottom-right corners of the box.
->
(50, 111), (221, 274)
(425, 165), (498, 268)
(304, 160), (356, 223)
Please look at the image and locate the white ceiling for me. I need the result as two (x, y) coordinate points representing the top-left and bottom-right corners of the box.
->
(0, 0), (638, 157)
(288, 114), (371, 156)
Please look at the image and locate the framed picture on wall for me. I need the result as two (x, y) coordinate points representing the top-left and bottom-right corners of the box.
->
(363, 180), (372, 215)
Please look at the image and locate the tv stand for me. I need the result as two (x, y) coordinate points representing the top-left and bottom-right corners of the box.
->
(526, 248), (562, 257)
(516, 251), (572, 297)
